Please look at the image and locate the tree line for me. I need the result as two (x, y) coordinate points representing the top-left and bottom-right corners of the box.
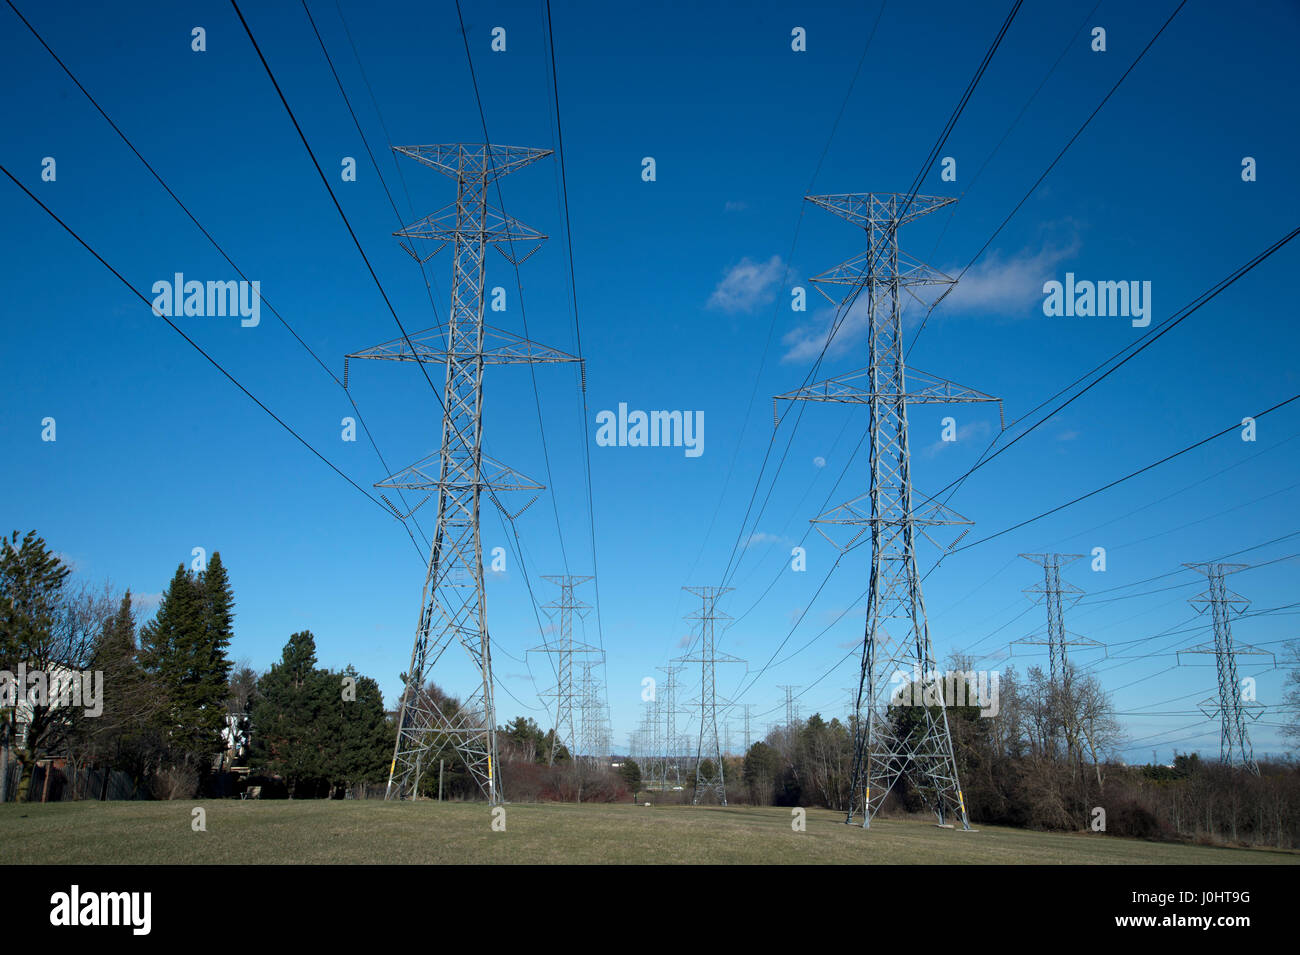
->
(734, 658), (1300, 848)
(0, 529), (391, 800)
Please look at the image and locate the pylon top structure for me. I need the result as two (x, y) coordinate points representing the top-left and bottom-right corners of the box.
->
(778, 191), (1002, 830)
(348, 142), (577, 805)
(1176, 562), (1275, 775)
(393, 143), (551, 183)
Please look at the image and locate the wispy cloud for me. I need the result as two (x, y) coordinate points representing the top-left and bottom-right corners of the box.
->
(707, 255), (785, 314)
(132, 592), (162, 611)
(781, 231), (1082, 363)
(743, 531), (790, 549)
(940, 235), (1081, 317)
(780, 294), (869, 364)
(923, 418), (992, 457)
(724, 200), (748, 213)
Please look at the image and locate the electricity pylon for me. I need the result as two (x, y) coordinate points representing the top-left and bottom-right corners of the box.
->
(675, 586), (744, 805)
(775, 193), (1002, 830)
(739, 703), (754, 753)
(577, 659), (606, 767)
(530, 575), (598, 765)
(1011, 554), (1103, 757)
(1011, 554), (1103, 683)
(657, 663), (685, 787)
(1176, 563), (1274, 775)
(777, 684), (801, 727)
(647, 693), (663, 787)
(350, 144), (579, 804)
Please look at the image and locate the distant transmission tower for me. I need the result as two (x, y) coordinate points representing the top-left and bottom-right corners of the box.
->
(777, 685), (801, 727)
(530, 575), (597, 764)
(739, 703), (754, 754)
(577, 659), (606, 767)
(1012, 554), (1104, 683)
(1177, 563), (1274, 775)
(775, 193), (1002, 829)
(350, 144), (579, 803)
(676, 586), (744, 805)
(1011, 554), (1103, 757)
(657, 663), (685, 787)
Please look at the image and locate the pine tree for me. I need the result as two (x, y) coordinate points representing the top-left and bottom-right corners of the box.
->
(139, 565), (209, 769)
(331, 665), (391, 791)
(137, 556), (237, 777)
(194, 552), (235, 760)
(251, 631), (332, 795)
(88, 592), (141, 764)
(198, 553), (235, 688)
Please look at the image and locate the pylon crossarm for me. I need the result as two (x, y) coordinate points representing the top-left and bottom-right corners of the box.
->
(375, 452), (545, 492)
(804, 192), (956, 228)
(810, 248), (955, 290)
(393, 143), (552, 182)
(395, 200), (547, 248)
(773, 368), (1001, 429)
(348, 324), (579, 365)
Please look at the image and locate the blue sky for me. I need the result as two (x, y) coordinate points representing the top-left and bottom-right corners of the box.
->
(2, 0), (1297, 764)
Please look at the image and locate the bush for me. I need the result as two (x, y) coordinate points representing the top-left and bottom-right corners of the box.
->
(149, 764), (198, 800)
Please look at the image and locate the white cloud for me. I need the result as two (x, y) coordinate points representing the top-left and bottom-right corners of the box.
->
(743, 531), (790, 550)
(132, 592), (162, 611)
(707, 255), (785, 314)
(940, 236), (1081, 317)
(779, 233), (1082, 363)
(923, 419), (992, 457)
(780, 294), (870, 364)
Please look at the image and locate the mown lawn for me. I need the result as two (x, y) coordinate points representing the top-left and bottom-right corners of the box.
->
(1, 800), (1295, 864)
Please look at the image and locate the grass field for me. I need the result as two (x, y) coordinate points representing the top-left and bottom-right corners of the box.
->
(2, 800), (1297, 864)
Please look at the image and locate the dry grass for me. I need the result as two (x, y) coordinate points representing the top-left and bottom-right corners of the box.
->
(2, 800), (1296, 864)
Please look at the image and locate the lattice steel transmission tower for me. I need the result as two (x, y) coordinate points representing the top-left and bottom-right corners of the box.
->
(1012, 554), (1104, 683)
(577, 659), (606, 766)
(777, 684), (801, 727)
(349, 144), (579, 804)
(1011, 554), (1103, 758)
(739, 703), (754, 753)
(676, 586), (744, 805)
(530, 576), (597, 765)
(1176, 563), (1274, 774)
(657, 663), (685, 787)
(775, 193), (1002, 830)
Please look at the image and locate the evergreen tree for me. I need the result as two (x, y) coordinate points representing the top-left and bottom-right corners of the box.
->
(198, 553), (235, 691)
(86, 591), (152, 770)
(619, 758), (642, 795)
(330, 665), (392, 790)
(251, 631), (332, 794)
(742, 740), (780, 804)
(139, 563), (231, 771)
